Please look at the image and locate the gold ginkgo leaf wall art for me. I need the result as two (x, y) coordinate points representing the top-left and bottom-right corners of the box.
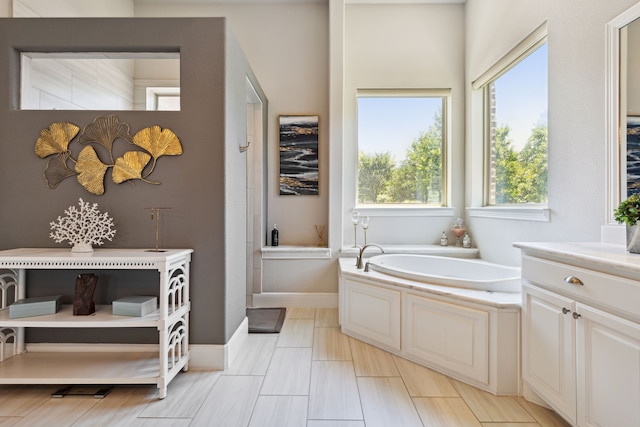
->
(35, 115), (183, 195)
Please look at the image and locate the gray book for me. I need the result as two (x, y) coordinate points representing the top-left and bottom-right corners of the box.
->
(9, 295), (62, 319)
(112, 296), (157, 317)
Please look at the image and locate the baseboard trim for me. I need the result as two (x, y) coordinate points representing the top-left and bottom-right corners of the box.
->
(190, 316), (248, 370)
(252, 292), (338, 308)
(226, 316), (249, 369)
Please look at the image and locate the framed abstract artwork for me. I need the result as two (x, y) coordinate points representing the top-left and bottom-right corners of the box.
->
(279, 115), (319, 195)
(627, 116), (640, 196)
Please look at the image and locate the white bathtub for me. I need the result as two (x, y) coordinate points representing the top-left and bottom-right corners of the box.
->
(366, 254), (521, 292)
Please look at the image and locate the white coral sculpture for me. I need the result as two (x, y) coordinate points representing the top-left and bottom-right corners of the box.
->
(50, 198), (116, 252)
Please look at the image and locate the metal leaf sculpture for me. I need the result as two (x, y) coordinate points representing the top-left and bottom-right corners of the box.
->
(35, 116), (181, 195)
(132, 125), (182, 177)
(35, 122), (80, 158)
(112, 151), (153, 184)
(75, 146), (109, 195)
(78, 115), (133, 156)
(44, 152), (77, 189)
(133, 126), (182, 158)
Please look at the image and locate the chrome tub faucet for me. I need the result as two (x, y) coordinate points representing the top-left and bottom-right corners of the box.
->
(356, 244), (384, 269)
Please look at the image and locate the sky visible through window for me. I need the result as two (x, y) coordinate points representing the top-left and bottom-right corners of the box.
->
(358, 96), (441, 165)
(494, 43), (548, 150)
(358, 43), (547, 157)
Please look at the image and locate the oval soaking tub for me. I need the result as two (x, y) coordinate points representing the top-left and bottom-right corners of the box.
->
(366, 254), (521, 292)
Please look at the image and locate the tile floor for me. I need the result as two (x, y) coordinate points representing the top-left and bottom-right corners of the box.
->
(0, 307), (571, 426)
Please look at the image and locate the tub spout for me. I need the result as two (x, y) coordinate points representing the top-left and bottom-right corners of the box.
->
(356, 244), (384, 269)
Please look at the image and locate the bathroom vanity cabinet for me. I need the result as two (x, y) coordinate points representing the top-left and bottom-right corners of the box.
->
(516, 242), (640, 427)
(0, 248), (192, 399)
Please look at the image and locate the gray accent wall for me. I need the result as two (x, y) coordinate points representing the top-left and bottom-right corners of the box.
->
(0, 18), (266, 345)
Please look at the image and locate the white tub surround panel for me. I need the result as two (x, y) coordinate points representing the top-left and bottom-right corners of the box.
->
(516, 242), (640, 427)
(338, 258), (521, 396)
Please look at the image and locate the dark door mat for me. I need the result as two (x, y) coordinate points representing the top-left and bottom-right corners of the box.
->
(247, 307), (286, 333)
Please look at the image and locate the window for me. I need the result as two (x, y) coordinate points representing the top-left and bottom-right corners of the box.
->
(146, 87), (181, 111)
(356, 89), (448, 206)
(474, 24), (548, 206)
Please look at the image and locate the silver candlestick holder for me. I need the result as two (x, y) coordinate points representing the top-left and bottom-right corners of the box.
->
(351, 211), (360, 247)
(361, 216), (370, 245)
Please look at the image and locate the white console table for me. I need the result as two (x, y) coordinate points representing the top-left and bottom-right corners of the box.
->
(0, 248), (193, 399)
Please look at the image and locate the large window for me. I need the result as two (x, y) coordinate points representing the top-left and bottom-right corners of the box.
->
(483, 41), (548, 206)
(357, 90), (448, 206)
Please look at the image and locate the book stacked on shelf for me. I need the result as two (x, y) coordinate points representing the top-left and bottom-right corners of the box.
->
(112, 296), (157, 317)
(9, 295), (62, 319)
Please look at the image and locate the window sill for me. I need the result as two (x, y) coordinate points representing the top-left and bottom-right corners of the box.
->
(466, 206), (550, 222)
(340, 245), (478, 258)
(261, 246), (332, 260)
(354, 206), (455, 217)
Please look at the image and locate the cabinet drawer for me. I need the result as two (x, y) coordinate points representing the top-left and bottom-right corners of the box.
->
(522, 255), (640, 323)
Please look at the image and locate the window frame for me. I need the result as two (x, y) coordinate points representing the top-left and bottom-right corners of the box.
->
(146, 86), (181, 111)
(355, 88), (451, 213)
(470, 22), (550, 221)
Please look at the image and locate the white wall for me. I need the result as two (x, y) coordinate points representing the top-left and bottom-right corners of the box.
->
(135, 2), (330, 249)
(13, 0), (133, 17)
(135, 2), (334, 296)
(0, 0), (10, 16)
(464, 0), (551, 265)
(13, 0), (640, 292)
(13, 0), (137, 110)
(343, 4), (465, 247)
(465, 0), (639, 265)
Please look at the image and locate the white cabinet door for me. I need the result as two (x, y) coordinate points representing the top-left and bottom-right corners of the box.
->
(576, 303), (640, 427)
(342, 278), (401, 350)
(403, 293), (489, 384)
(522, 283), (576, 425)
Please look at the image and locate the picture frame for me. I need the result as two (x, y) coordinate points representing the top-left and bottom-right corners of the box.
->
(627, 116), (640, 196)
(279, 115), (319, 195)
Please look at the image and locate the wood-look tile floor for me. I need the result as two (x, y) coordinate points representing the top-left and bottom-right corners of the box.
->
(0, 308), (571, 427)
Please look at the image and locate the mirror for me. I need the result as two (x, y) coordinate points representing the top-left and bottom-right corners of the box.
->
(20, 52), (180, 111)
(624, 19), (640, 197)
(605, 3), (640, 224)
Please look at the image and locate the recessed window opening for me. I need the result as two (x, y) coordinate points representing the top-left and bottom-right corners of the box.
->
(20, 52), (180, 111)
(477, 32), (548, 206)
(356, 89), (448, 207)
